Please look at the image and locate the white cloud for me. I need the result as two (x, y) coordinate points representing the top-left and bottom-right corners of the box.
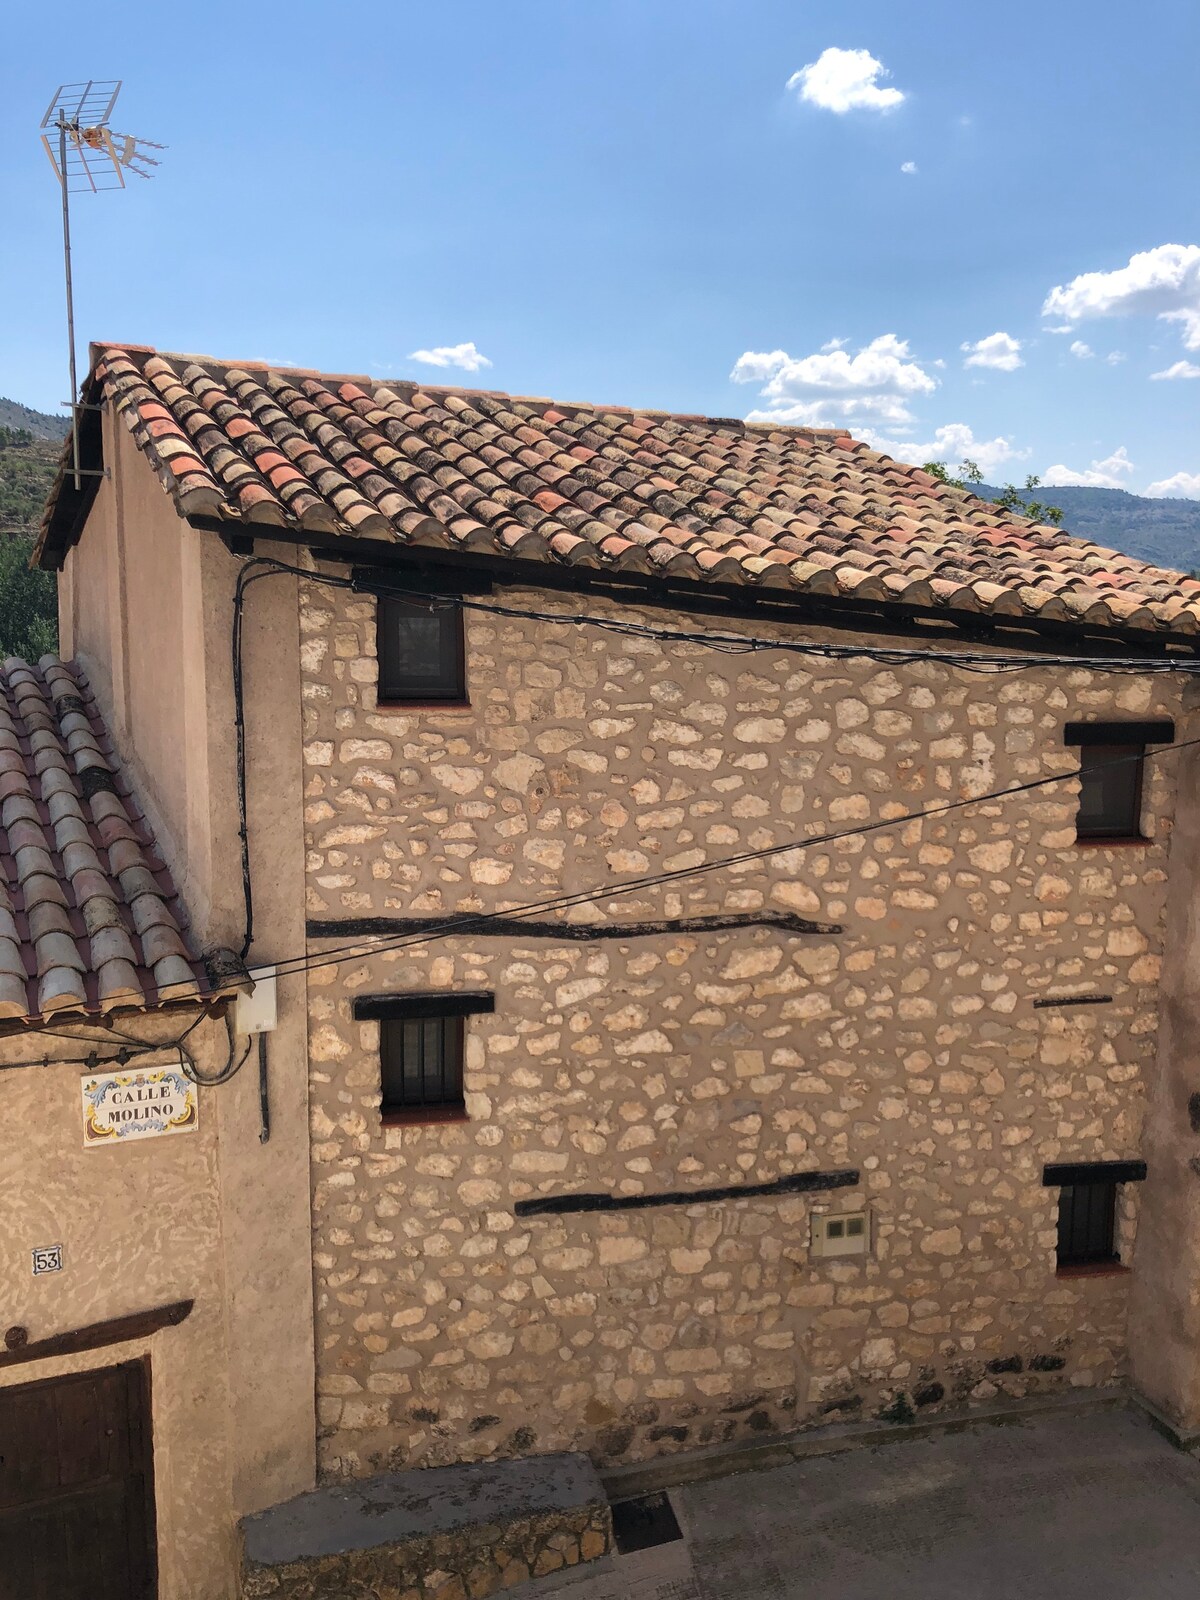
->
(1042, 243), (1200, 351)
(786, 48), (906, 114)
(1106, 351), (1127, 365)
(900, 160), (918, 175)
(1151, 360), (1200, 380)
(1069, 340), (1094, 360)
(732, 334), (937, 428)
(820, 337), (849, 352)
(407, 341), (492, 372)
(1146, 471), (1200, 499)
(961, 332), (1023, 372)
(858, 421), (1027, 480)
(1044, 324), (1074, 335)
(1041, 447), (1135, 489)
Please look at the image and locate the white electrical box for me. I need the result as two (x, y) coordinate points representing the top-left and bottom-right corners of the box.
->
(810, 1210), (870, 1259)
(233, 965), (277, 1035)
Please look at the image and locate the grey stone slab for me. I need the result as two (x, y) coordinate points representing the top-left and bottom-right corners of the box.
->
(241, 1450), (604, 1565)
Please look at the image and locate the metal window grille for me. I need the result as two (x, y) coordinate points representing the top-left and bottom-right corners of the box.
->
(1056, 1181), (1118, 1267)
(380, 1015), (465, 1112)
(377, 598), (465, 703)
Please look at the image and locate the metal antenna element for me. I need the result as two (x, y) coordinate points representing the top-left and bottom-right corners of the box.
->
(39, 81), (165, 490)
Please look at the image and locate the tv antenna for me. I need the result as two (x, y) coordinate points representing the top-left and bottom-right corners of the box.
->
(40, 81), (165, 490)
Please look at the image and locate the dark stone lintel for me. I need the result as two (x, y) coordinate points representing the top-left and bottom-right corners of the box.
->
(307, 911), (843, 943)
(515, 1169), (858, 1219)
(1033, 993), (1114, 1009)
(1042, 1160), (1147, 1187)
(1063, 720), (1175, 746)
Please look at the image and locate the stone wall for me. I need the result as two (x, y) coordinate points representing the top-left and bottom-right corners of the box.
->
(298, 571), (1185, 1478)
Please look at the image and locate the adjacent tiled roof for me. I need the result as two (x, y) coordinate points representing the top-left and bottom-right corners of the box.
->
(40, 344), (1200, 638)
(0, 655), (239, 1025)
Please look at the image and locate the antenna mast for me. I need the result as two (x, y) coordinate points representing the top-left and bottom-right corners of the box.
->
(39, 81), (164, 491)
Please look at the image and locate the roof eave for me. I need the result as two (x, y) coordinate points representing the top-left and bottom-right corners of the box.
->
(191, 511), (1200, 660)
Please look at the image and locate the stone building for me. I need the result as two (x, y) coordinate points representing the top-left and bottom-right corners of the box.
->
(30, 342), (1200, 1585)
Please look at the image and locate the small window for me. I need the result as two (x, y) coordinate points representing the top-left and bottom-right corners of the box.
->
(1075, 743), (1145, 840)
(377, 596), (465, 704)
(1064, 720), (1173, 842)
(1056, 1181), (1118, 1269)
(354, 992), (493, 1124)
(381, 1014), (464, 1118)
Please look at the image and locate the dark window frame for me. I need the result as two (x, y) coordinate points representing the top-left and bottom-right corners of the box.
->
(1064, 721), (1173, 845)
(1055, 1180), (1118, 1269)
(375, 595), (467, 706)
(1043, 1159), (1146, 1276)
(354, 992), (494, 1127)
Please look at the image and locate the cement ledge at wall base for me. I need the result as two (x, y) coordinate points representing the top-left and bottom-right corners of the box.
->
(599, 1385), (1156, 1499)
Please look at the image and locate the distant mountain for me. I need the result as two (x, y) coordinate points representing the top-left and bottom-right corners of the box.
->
(975, 483), (1200, 575)
(0, 398), (65, 537)
(0, 398), (68, 441)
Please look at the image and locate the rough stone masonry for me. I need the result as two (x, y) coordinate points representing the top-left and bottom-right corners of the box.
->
(297, 572), (1187, 1480)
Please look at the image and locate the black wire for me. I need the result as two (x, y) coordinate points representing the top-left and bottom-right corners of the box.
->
(268, 734), (1200, 984)
(0, 1029), (184, 1074)
(0, 1001), (248, 1081)
(230, 553), (1200, 980)
(393, 587), (1200, 677)
(240, 552), (1200, 679)
(177, 1009), (254, 1087)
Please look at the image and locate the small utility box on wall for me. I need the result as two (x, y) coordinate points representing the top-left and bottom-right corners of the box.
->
(234, 966), (278, 1035)
(811, 1211), (870, 1259)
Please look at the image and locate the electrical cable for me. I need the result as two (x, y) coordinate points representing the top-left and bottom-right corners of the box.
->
(12, 565), (1191, 1080)
(259, 734), (1200, 985)
(176, 1010), (254, 1087)
(229, 552), (1200, 960)
(238, 553), (1200, 680)
(388, 587), (1200, 677)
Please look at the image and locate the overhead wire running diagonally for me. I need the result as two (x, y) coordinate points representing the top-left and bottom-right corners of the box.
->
(21, 557), (1188, 1085)
(264, 734), (1200, 986)
(228, 553), (1200, 980)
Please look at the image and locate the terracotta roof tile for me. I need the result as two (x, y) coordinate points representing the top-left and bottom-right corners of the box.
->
(38, 345), (1200, 639)
(0, 656), (243, 1028)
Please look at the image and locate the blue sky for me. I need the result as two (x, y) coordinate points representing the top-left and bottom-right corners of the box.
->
(2, 0), (1197, 495)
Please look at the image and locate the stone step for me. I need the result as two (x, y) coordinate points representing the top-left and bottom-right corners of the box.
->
(240, 1451), (612, 1599)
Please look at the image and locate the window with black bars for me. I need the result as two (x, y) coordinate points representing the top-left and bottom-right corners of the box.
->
(353, 992), (493, 1123)
(380, 1014), (464, 1115)
(1055, 1181), (1118, 1268)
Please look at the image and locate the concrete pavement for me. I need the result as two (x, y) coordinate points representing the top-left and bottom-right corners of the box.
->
(510, 1407), (1200, 1600)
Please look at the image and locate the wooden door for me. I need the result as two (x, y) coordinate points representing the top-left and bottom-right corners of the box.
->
(0, 1360), (156, 1599)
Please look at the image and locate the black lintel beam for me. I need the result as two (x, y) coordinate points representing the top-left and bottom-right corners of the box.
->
(307, 910), (843, 942)
(1042, 1160), (1147, 1187)
(515, 1169), (859, 1218)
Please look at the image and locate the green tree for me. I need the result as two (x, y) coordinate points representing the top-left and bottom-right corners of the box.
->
(923, 458), (1064, 526)
(0, 536), (58, 660)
